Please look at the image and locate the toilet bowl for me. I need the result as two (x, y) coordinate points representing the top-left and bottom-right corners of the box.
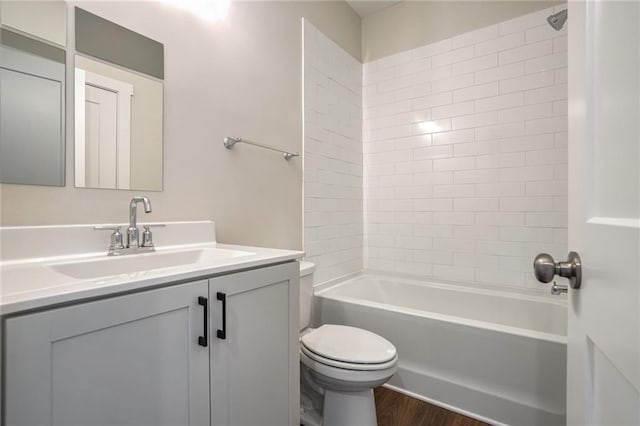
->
(299, 262), (397, 426)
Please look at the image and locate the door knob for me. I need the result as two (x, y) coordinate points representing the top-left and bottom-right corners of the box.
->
(533, 252), (582, 290)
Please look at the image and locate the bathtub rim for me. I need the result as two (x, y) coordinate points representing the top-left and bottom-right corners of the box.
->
(314, 272), (568, 344)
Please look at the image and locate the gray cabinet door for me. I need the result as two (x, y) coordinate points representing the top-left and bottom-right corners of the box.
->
(4, 280), (210, 426)
(209, 262), (299, 426)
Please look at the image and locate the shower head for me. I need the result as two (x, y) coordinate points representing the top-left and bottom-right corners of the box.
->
(547, 9), (568, 31)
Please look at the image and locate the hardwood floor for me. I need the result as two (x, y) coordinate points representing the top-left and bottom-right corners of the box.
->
(375, 387), (491, 426)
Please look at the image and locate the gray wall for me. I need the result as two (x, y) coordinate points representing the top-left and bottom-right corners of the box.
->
(0, 1), (361, 251)
(362, 1), (562, 62)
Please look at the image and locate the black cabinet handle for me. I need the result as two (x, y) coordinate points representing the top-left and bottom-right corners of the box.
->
(198, 296), (208, 347)
(216, 292), (227, 340)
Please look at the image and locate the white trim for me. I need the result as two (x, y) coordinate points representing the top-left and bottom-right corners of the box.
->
(587, 217), (640, 229)
(74, 68), (86, 187)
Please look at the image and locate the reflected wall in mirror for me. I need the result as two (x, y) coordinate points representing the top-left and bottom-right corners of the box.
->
(74, 8), (164, 191)
(74, 55), (163, 190)
(0, 1), (67, 186)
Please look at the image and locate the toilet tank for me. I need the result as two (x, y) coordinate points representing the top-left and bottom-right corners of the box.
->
(299, 261), (316, 331)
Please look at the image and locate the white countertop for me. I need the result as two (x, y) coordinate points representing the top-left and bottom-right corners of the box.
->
(0, 222), (304, 315)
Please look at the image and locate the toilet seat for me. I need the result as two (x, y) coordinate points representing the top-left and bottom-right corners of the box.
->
(300, 325), (397, 371)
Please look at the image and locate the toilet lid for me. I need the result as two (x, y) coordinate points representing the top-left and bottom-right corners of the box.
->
(301, 324), (397, 365)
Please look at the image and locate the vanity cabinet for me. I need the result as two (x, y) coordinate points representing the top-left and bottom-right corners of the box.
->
(4, 280), (211, 426)
(3, 262), (299, 426)
(209, 262), (299, 426)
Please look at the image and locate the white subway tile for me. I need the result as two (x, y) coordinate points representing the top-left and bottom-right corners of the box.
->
(476, 212), (525, 226)
(454, 198), (499, 211)
(412, 92), (453, 110)
(432, 46), (474, 68)
(552, 100), (567, 116)
(475, 122), (524, 141)
(476, 62), (525, 84)
(474, 92), (524, 113)
(413, 198), (453, 211)
(431, 73), (475, 94)
(553, 36), (567, 53)
(432, 129), (475, 145)
(500, 226), (554, 242)
(413, 171), (453, 185)
(452, 111), (499, 130)
(433, 212), (475, 225)
(525, 84), (568, 104)
(454, 225), (500, 240)
(395, 159), (433, 174)
(477, 239), (526, 256)
(499, 40), (552, 65)
(413, 144), (453, 159)
(476, 152), (525, 169)
(434, 184), (475, 198)
(432, 101), (474, 120)
(413, 65), (452, 84)
(500, 197), (555, 212)
(453, 82), (499, 102)
(526, 180), (567, 196)
(454, 169), (500, 184)
(525, 149), (567, 165)
(377, 74), (412, 93)
(433, 157), (476, 171)
(414, 224), (453, 238)
(475, 32), (524, 56)
(499, 103), (552, 123)
(411, 119), (452, 135)
(526, 212), (567, 227)
(453, 140), (500, 157)
(499, 134), (555, 153)
(554, 68), (567, 85)
(476, 182), (525, 197)
(379, 99), (413, 116)
(500, 71), (554, 94)
(432, 265), (475, 282)
(525, 53), (567, 74)
(499, 165), (555, 182)
(525, 24), (563, 44)
(525, 116), (568, 135)
(395, 185), (433, 199)
(452, 54), (498, 75)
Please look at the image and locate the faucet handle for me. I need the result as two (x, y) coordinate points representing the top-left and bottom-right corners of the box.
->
(141, 224), (164, 248)
(94, 226), (125, 254)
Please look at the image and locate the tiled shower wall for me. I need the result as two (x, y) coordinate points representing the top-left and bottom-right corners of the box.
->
(304, 21), (363, 284)
(363, 6), (568, 289)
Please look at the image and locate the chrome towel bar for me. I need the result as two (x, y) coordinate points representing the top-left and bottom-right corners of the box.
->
(223, 137), (299, 161)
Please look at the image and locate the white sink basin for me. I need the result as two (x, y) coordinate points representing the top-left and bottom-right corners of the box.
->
(48, 247), (254, 279)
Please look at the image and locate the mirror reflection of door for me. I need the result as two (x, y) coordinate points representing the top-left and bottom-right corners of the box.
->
(75, 69), (132, 189)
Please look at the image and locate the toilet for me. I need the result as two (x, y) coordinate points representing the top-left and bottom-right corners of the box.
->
(299, 262), (398, 426)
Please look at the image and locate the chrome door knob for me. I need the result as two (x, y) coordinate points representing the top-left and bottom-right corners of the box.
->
(533, 252), (582, 289)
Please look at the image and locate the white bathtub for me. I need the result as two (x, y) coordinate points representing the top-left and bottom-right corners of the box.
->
(313, 273), (567, 426)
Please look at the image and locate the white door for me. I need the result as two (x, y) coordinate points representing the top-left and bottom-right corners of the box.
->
(567, 1), (639, 425)
(85, 84), (118, 189)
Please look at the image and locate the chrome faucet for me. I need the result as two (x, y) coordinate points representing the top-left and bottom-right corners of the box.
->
(94, 196), (164, 256)
(127, 196), (152, 248)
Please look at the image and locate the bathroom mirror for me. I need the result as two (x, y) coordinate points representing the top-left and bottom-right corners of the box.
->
(0, 1), (67, 186)
(74, 8), (164, 191)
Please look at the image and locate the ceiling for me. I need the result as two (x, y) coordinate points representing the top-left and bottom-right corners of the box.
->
(346, 1), (400, 18)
